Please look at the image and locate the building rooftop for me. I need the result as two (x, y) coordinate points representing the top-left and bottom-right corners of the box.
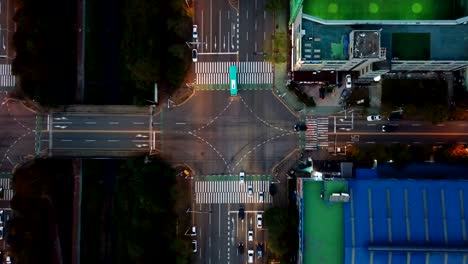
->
(344, 179), (468, 264)
(301, 19), (468, 61)
(301, 180), (346, 264)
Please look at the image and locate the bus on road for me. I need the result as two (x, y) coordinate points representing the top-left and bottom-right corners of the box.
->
(229, 65), (238, 96)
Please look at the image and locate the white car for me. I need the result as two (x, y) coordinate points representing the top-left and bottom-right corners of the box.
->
(239, 171), (245, 184)
(345, 74), (352, 88)
(366, 115), (382, 121)
(192, 25), (198, 39)
(248, 230), (254, 241)
(247, 184), (253, 197)
(248, 250), (254, 263)
(258, 192), (264, 202)
(5, 256), (11, 264)
(257, 213), (263, 228)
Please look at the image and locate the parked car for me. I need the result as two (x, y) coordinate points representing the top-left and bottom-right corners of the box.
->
(256, 213), (263, 228)
(248, 250), (254, 263)
(5, 256), (11, 264)
(340, 88), (351, 100)
(367, 115), (382, 121)
(247, 184), (253, 197)
(192, 49), (198, 62)
(191, 226), (197, 236)
(0, 227), (4, 240)
(381, 124), (399, 132)
(257, 243), (263, 258)
(345, 74), (352, 88)
(192, 240), (198, 253)
(248, 230), (254, 241)
(192, 25), (198, 39)
(239, 171), (245, 183)
(258, 192), (264, 202)
(0, 210), (3, 224)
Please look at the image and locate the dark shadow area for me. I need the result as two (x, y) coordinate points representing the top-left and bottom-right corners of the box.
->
(85, 0), (192, 105)
(9, 159), (74, 264)
(12, 0), (77, 106)
(81, 158), (191, 264)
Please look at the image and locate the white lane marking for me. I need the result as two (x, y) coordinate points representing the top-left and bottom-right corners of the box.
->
(85, 122), (97, 125)
(411, 124), (421, 126)
(176, 122), (187, 125)
(366, 141), (376, 144)
(107, 139), (120, 142)
(109, 122), (119, 125)
(133, 122), (144, 125)
(85, 139), (96, 142)
(153, 122), (160, 125)
(60, 139), (72, 142)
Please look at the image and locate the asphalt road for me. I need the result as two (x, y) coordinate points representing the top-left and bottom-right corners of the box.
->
(0, 0), (14, 63)
(238, 0), (273, 62)
(194, 0), (272, 62)
(330, 116), (468, 146)
(42, 113), (151, 154)
(160, 90), (298, 174)
(192, 199), (267, 264)
(0, 93), (37, 171)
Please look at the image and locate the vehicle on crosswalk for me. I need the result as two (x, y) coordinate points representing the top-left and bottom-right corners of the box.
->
(248, 230), (253, 241)
(239, 171), (245, 184)
(257, 213), (263, 228)
(247, 184), (253, 197)
(258, 192), (264, 202)
(294, 123), (307, 131)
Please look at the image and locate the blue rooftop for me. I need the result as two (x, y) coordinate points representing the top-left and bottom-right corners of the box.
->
(344, 179), (468, 264)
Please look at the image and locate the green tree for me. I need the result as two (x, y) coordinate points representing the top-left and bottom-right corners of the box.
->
(264, 207), (298, 260)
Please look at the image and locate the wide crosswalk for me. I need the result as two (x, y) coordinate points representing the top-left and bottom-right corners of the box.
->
(195, 61), (273, 86)
(0, 64), (16, 87)
(195, 180), (272, 204)
(0, 178), (13, 200)
(305, 117), (329, 150)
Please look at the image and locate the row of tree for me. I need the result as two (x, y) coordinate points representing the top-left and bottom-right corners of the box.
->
(12, 0), (77, 105)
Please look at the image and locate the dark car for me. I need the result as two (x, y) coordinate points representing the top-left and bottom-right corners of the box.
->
(294, 123), (307, 131)
(256, 243), (263, 258)
(238, 243), (245, 254)
(239, 207), (245, 220)
(381, 124), (399, 132)
(388, 111), (403, 121)
(340, 88), (351, 100)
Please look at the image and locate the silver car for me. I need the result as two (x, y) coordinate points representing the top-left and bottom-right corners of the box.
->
(248, 250), (254, 263)
(247, 184), (253, 197)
